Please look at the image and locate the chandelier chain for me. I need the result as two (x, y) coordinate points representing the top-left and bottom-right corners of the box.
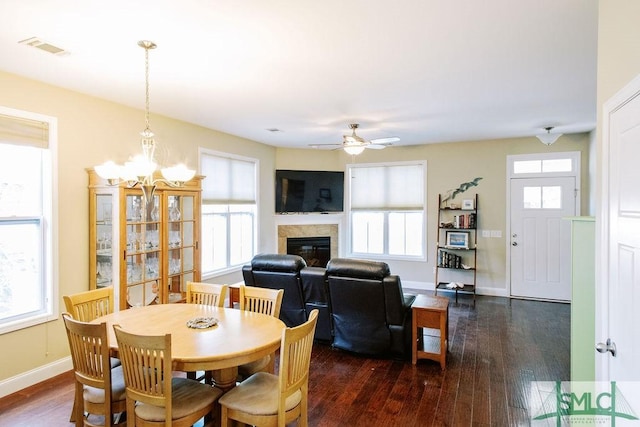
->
(144, 44), (150, 133)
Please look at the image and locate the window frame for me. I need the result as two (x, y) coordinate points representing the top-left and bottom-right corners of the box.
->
(199, 149), (258, 278)
(346, 160), (427, 261)
(0, 106), (58, 335)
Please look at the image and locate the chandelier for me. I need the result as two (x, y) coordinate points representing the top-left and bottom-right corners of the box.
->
(94, 40), (195, 203)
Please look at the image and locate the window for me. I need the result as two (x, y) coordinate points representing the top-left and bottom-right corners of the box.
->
(348, 161), (425, 259)
(200, 150), (257, 275)
(512, 157), (574, 175)
(523, 186), (562, 209)
(0, 108), (56, 334)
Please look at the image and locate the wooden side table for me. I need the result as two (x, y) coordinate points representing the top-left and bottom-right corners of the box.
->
(228, 281), (243, 308)
(412, 294), (449, 369)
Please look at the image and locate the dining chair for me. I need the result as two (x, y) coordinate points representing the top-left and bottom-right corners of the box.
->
(185, 281), (229, 383)
(113, 325), (223, 426)
(63, 287), (120, 423)
(63, 286), (115, 322)
(62, 312), (126, 427)
(237, 285), (284, 379)
(186, 281), (228, 307)
(219, 309), (319, 427)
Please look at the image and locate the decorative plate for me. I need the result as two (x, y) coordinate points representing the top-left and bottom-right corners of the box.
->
(186, 317), (218, 329)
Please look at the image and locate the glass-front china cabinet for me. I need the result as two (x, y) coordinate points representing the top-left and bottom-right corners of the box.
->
(88, 169), (201, 309)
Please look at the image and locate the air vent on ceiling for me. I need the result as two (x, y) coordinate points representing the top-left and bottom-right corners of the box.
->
(18, 37), (68, 56)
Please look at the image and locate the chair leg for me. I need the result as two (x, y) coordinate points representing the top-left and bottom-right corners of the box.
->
(73, 382), (84, 426)
(69, 398), (76, 422)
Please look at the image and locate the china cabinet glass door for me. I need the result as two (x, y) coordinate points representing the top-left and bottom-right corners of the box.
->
(91, 192), (116, 291)
(165, 192), (198, 303)
(123, 192), (162, 307)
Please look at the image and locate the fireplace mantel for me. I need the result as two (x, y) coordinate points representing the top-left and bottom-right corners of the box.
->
(275, 213), (344, 259)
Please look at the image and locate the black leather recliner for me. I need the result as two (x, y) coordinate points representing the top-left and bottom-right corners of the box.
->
(242, 254), (307, 327)
(325, 258), (416, 359)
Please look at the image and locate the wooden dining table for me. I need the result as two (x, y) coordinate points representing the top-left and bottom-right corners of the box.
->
(92, 303), (285, 391)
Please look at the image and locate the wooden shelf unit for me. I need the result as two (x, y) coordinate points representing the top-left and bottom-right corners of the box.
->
(434, 193), (478, 302)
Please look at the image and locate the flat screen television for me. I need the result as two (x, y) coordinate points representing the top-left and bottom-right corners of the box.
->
(275, 169), (344, 213)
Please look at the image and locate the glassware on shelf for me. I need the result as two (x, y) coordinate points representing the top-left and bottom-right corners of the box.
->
(150, 201), (160, 221)
(169, 257), (181, 275)
(169, 199), (181, 221)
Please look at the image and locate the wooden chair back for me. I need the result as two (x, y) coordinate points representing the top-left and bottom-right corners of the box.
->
(113, 325), (174, 423)
(62, 312), (125, 426)
(278, 309), (318, 418)
(63, 287), (115, 321)
(239, 285), (284, 317)
(221, 309), (318, 427)
(186, 281), (228, 307)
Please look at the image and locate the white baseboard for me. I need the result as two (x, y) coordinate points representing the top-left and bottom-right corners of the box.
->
(0, 356), (72, 399)
(403, 280), (509, 298)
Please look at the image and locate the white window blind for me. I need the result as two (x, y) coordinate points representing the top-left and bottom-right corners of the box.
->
(350, 164), (424, 210)
(0, 113), (49, 148)
(201, 154), (256, 204)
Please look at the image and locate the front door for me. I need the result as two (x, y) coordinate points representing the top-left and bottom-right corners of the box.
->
(598, 75), (640, 381)
(510, 176), (575, 300)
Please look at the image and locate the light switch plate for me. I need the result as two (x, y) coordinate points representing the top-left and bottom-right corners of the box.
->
(490, 230), (502, 238)
(482, 230), (490, 238)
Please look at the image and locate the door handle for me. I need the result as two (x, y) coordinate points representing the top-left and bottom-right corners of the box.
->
(596, 338), (617, 357)
(512, 242), (518, 246)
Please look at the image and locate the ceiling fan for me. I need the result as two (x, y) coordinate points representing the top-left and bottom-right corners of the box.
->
(310, 123), (400, 155)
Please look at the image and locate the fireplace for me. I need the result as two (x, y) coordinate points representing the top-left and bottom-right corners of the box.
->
(287, 236), (330, 267)
(277, 222), (339, 262)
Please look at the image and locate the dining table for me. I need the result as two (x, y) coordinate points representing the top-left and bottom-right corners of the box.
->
(92, 303), (286, 391)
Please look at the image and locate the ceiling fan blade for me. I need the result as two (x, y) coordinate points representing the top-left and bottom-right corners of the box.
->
(365, 144), (386, 150)
(370, 136), (400, 144)
(308, 143), (343, 149)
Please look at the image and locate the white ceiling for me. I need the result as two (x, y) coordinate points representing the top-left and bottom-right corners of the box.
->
(0, 1), (598, 149)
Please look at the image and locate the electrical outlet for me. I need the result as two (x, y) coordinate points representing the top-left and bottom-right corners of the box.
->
(490, 230), (502, 238)
(481, 230), (490, 238)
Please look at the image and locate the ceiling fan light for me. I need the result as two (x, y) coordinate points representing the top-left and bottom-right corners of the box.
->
(344, 145), (365, 155)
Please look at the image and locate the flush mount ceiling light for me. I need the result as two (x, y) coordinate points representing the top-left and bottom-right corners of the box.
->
(94, 40), (195, 203)
(536, 126), (562, 146)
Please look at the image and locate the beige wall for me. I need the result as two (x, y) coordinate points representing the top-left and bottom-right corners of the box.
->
(0, 23), (598, 391)
(0, 70), (276, 387)
(275, 134), (591, 293)
(596, 0), (640, 219)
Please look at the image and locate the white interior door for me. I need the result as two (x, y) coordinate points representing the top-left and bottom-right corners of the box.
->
(598, 76), (640, 382)
(510, 176), (575, 300)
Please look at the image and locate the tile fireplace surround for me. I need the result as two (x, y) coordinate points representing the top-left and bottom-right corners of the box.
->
(276, 215), (341, 260)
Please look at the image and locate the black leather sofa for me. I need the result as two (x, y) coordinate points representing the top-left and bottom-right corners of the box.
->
(242, 254), (416, 359)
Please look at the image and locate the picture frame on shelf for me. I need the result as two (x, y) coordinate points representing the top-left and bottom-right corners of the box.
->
(462, 199), (474, 210)
(445, 231), (469, 249)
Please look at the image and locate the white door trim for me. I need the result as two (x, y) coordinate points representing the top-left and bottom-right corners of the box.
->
(597, 73), (640, 381)
(506, 152), (581, 299)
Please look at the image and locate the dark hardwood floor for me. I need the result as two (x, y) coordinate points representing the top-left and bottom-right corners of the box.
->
(0, 293), (569, 426)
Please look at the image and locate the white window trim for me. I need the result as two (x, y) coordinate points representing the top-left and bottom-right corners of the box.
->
(0, 106), (58, 335)
(346, 160), (427, 262)
(198, 147), (259, 278)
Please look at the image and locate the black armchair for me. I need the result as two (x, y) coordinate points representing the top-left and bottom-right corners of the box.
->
(325, 258), (416, 358)
(242, 254), (307, 327)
